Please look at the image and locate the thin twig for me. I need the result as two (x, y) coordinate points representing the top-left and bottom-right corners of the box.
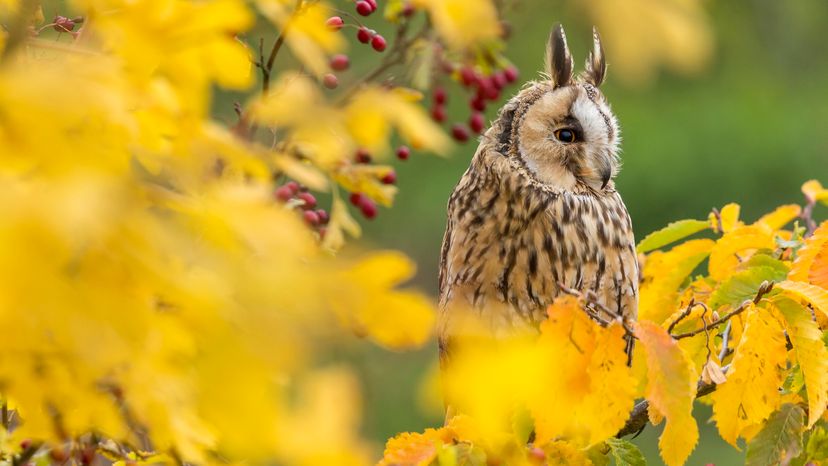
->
(671, 281), (774, 340)
(12, 443), (42, 466)
(262, 0), (304, 94)
(718, 321), (732, 362)
(556, 283), (636, 337)
(666, 299), (704, 334)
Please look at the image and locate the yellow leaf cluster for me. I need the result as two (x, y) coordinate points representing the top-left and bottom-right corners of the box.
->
(638, 239), (714, 323)
(790, 221), (828, 289)
(711, 305), (787, 446)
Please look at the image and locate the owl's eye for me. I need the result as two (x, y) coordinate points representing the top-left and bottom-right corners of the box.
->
(554, 128), (578, 143)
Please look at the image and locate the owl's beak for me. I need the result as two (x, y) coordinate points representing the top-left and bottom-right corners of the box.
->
(600, 166), (612, 189)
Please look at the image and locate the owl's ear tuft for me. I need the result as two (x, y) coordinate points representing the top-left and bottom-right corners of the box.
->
(583, 26), (606, 87)
(546, 23), (573, 88)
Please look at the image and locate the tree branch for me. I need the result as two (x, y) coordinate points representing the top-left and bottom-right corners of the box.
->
(262, 0), (303, 94)
(616, 378), (719, 438)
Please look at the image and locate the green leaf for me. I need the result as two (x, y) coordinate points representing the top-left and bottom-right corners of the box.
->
(746, 403), (805, 466)
(637, 219), (709, 254)
(605, 438), (646, 466)
(805, 425), (828, 461)
(708, 265), (785, 311)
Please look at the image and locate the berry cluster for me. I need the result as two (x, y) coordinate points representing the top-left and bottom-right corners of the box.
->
(431, 64), (520, 143)
(275, 181), (330, 236)
(345, 146), (403, 220)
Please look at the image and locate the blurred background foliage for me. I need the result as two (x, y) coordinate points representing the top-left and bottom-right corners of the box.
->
(209, 0), (827, 463)
(307, 0), (828, 464)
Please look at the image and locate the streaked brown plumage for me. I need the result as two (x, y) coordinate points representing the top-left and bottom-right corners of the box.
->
(438, 25), (638, 364)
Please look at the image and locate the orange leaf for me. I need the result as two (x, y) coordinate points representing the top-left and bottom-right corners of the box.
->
(379, 428), (453, 466)
(790, 221), (828, 289)
(635, 321), (699, 466)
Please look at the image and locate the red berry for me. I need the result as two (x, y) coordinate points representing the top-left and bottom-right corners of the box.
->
(316, 209), (330, 225)
(469, 112), (485, 133)
(79, 447), (95, 465)
(322, 73), (338, 89)
(492, 71), (507, 90)
(451, 124), (470, 142)
(433, 87), (447, 105)
(325, 16), (344, 31)
(504, 66), (519, 83)
(20, 439), (31, 450)
(303, 210), (320, 226)
(330, 54), (350, 71)
(357, 27), (373, 43)
(50, 449), (68, 463)
(355, 1), (372, 16)
(275, 186), (293, 202)
(297, 192), (317, 209)
(371, 34), (387, 52)
(349, 192), (365, 206)
(401, 2), (415, 16)
(396, 145), (410, 160)
(481, 82), (499, 100)
(431, 105), (446, 122)
(365, 0), (378, 11)
(284, 181), (300, 194)
(381, 171), (396, 184)
(359, 198), (378, 219)
(355, 148), (372, 164)
(460, 67), (477, 86)
(53, 16), (75, 32)
(470, 95), (486, 112)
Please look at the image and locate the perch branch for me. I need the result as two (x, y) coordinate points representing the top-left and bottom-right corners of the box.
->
(616, 377), (719, 438)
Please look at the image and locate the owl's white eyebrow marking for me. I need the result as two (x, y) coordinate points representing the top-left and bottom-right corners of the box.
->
(581, 84), (614, 139)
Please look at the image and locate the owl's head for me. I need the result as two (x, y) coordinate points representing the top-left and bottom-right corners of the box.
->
(488, 24), (620, 192)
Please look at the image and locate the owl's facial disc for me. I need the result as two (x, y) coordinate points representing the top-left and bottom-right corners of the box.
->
(516, 84), (620, 191)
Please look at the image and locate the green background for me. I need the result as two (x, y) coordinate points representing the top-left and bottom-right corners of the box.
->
(345, 1), (828, 464)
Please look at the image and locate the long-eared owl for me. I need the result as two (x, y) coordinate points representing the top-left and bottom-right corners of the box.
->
(438, 24), (638, 363)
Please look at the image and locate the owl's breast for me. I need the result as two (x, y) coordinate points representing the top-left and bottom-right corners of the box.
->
(439, 170), (638, 330)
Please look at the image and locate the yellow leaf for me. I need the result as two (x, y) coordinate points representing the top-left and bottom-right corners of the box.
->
(775, 280), (828, 328)
(379, 428), (453, 466)
(755, 204), (802, 230)
(332, 252), (435, 349)
(345, 87), (451, 155)
(635, 320), (698, 466)
(709, 203), (741, 233)
(711, 304), (786, 446)
(708, 225), (775, 281)
(414, 0), (502, 48)
(639, 239), (714, 323)
(542, 440), (595, 466)
(532, 297), (636, 446)
(802, 179), (828, 204)
(772, 297), (828, 427)
(790, 221), (828, 289)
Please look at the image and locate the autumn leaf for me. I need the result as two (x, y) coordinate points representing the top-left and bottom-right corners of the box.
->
(636, 219), (709, 253)
(755, 204), (802, 230)
(531, 297), (637, 447)
(772, 297), (828, 427)
(711, 304), (787, 446)
(414, 0), (501, 48)
(635, 320), (698, 466)
(639, 239), (714, 323)
(775, 280), (828, 328)
(379, 428), (454, 466)
(802, 179), (828, 205)
(789, 221), (828, 289)
(710, 203), (741, 233)
(745, 404), (805, 466)
(708, 225), (776, 281)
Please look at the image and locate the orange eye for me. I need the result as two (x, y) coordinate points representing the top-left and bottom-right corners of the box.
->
(554, 128), (577, 143)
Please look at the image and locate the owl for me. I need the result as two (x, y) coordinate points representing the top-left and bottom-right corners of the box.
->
(438, 24), (638, 364)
